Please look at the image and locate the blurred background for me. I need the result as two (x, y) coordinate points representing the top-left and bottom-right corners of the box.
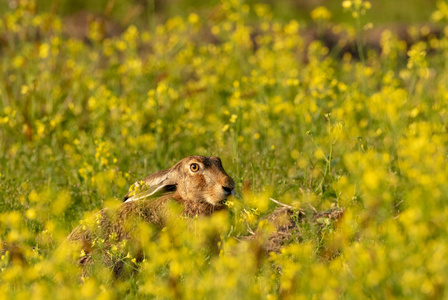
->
(0, 0), (437, 26)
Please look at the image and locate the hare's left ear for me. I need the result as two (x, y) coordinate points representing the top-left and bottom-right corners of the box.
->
(122, 169), (178, 202)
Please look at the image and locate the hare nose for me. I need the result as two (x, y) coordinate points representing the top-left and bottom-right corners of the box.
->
(222, 186), (233, 195)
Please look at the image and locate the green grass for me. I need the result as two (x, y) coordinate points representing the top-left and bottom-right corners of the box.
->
(1, 0), (448, 298)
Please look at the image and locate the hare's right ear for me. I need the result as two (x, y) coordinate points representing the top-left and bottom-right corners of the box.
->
(123, 169), (178, 202)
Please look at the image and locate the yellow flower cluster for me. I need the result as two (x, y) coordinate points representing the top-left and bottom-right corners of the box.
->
(342, 0), (371, 19)
(0, 0), (448, 298)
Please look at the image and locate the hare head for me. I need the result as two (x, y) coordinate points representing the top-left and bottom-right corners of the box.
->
(123, 156), (235, 206)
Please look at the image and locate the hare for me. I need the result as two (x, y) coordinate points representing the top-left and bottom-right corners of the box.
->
(68, 155), (235, 252)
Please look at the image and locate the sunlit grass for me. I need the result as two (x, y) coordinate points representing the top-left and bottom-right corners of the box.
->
(1, 0), (448, 298)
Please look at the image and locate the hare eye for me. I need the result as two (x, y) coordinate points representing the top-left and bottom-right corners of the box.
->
(190, 163), (200, 172)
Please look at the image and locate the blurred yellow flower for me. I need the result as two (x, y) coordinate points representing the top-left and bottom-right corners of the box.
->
(311, 6), (332, 20)
(39, 43), (49, 58)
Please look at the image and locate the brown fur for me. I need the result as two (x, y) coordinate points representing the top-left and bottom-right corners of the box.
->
(67, 194), (227, 243)
(67, 156), (234, 269)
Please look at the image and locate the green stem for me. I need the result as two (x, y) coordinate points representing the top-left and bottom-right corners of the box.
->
(409, 70), (418, 95)
(356, 18), (365, 64)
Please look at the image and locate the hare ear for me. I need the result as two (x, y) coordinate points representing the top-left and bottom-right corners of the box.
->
(123, 169), (178, 202)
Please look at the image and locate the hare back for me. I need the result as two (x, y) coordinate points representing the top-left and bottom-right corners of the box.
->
(68, 194), (225, 245)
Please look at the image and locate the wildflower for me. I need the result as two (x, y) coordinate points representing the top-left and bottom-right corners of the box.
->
(311, 6), (332, 21)
(342, 1), (352, 9)
(39, 43), (49, 58)
(188, 13), (199, 25)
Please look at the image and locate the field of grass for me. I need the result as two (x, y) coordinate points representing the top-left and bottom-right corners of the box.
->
(1, 0), (448, 298)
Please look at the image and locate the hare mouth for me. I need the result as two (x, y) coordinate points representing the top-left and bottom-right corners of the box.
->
(204, 196), (228, 207)
(203, 191), (233, 206)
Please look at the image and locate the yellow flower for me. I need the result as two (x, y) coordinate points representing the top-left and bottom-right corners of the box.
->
(39, 43), (49, 58)
(188, 13), (199, 24)
(80, 250), (86, 258)
(20, 85), (29, 95)
(311, 6), (332, 21)
(342, 1), (352, 9)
